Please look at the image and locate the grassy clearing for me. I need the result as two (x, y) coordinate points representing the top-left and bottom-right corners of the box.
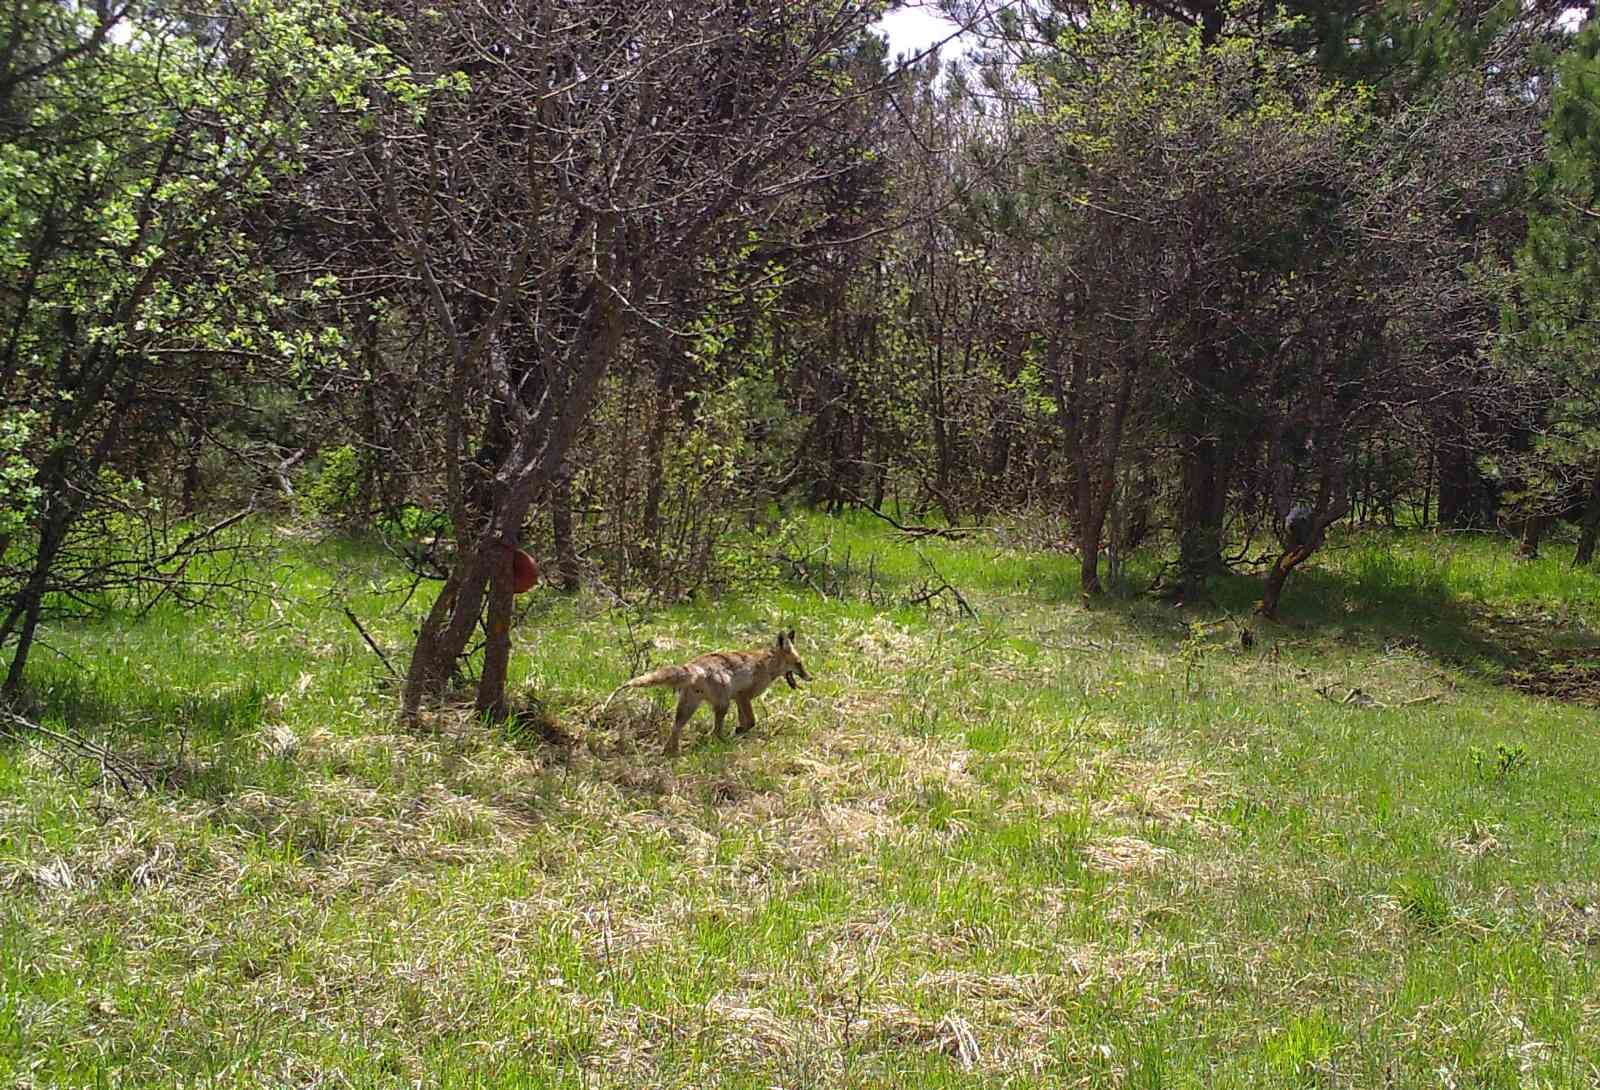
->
(4, 515), (1600, 1087)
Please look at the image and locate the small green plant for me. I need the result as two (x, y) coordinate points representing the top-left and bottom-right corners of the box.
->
(1469, 742), (1529, 782)
(1180, 620), (1212, 695)
(299, 444), (368, 524)
(1393, 874), (1454, 932)
(1264, 1012), (1341, 1083)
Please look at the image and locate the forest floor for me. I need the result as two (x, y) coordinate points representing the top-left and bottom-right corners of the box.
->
(4, 514), (1600, 1088)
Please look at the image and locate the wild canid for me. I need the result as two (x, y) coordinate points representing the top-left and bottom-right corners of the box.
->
(603, 629), (810, 756)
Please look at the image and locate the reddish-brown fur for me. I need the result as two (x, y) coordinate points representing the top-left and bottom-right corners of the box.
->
(608, 629), (810, 756)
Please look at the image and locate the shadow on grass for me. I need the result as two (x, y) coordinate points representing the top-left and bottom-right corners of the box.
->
(5, 665), (270, 799)
(731, 514), (1600, 701)
(1089, 536), (1598, 683)
(1239, 565), (1515, 670)
(779, 525), (1094, 610)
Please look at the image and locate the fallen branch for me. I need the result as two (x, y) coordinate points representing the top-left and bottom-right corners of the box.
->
(1, 710), (150, 791)
(850, 494), (991, 541)
(1313, 685), (1446, 710)
(1397, 693), (1444, 707)
(342, 606), (401, 679)
(906, 552), (978, 618)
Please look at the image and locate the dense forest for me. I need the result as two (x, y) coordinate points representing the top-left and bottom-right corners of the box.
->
(5, 0), (1599, 709)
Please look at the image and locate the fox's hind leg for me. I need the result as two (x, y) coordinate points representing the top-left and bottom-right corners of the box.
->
(735, 696), (756, 736)
(666, 692), (702, 758)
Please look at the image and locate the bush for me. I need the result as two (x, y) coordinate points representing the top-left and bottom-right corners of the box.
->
(299, 445), (369, 526)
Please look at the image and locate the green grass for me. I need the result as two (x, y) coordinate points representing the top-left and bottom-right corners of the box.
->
(4, 515), (1600, 1087)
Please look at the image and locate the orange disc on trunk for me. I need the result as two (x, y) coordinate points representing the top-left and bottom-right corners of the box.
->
(512, 549), (539, 593)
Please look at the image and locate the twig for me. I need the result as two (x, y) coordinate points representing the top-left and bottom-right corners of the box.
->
(1312, 685), (1446, 710)
(1, 710), (150, 791)
(1397, 693), (1444, 707)
(342, 606), (400, 679)
(907, 552), (978, 618)
(771, 542), (830, 601)
(850, 493), (991, 541)
(134, 506), (257, 620)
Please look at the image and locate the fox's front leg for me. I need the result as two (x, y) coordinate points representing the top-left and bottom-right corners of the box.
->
(666, 693), (700, 758)
(712, 702), (731, 740)
(735, 696), (756, 736)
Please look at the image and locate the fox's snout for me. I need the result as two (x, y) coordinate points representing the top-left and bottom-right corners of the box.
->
(776, 627), (809, 685)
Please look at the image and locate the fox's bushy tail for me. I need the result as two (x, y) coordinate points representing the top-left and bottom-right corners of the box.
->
(622, 665), (688, 690)
(596, 665), (689, 721)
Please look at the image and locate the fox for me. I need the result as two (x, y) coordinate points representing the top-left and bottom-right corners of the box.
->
(602, 628), (811, 756)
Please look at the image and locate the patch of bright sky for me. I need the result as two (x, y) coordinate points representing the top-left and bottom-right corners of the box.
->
(874, 5), (1592, 57)
(875, 6), (965, 62)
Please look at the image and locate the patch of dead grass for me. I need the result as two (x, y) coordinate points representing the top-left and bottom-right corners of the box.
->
(1085, 755), (1223, 833)
(1531, 885), (1600, 949)
(1084, 835), (1173, 875)
(708, 994), (802, 1062)
(1447, 819), (1505, 859)
(851, 617), (919, 671)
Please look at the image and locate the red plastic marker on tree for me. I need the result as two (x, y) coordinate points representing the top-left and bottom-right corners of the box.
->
(511, 548), (539, 594)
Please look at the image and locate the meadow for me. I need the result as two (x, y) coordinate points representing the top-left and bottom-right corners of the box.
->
(3, 515), (1599, 1088)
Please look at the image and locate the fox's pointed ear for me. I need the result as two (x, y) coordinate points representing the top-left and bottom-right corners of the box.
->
(787, 627), (797, 642)
(775, 631), (787, 649)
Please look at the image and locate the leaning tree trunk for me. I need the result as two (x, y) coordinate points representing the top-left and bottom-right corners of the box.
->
(1257, 543), (1314, 619)
(1, 512), (70, 696)
(475, 526), (527, 720)
(400, 277), (623, 724)
(3, 392), (132, 694)
(1256, 465), (1349, 619)
(400, 545), (492, 718)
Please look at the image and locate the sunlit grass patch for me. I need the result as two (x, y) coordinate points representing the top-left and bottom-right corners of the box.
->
(4, 513), (1600, 1086)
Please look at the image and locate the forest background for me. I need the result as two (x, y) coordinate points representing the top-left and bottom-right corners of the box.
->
(6, 0), (1600, 715)
(7, 2), (1600, 1083)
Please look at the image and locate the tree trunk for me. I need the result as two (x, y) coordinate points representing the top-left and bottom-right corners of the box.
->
(1257, 544), (1313, 619)
(475, 542), (518, 719)
(1178, 436), (1230, 601)
(1074, 432), (1107, 596)
(1436, 442), (1494, 529)
(928, 335), (955, 521)
(402, 486), (539, 722)
(1174, 324), (1235, 603)
(1079, 538), (1104, 597)
(401, 552), (488, 719)
(1574, 480), (1600, 567)
(401, 271), (624, 723)
(1517, 514), (1550, 560)
(551, 461), (580, 591)
(1419, 446), (1433, 528)
(180, 414), (204, 515)
(1256, 451), (1348, 619)
(2, 506), (72, 696)
(3, 406), (128, 694)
